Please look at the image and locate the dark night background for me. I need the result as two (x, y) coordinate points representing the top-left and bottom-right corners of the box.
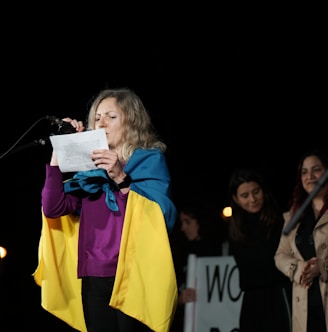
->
(0, 4), (326, 331)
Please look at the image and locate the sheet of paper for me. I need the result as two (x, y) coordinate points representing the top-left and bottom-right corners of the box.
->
(49, 128), (109, 172)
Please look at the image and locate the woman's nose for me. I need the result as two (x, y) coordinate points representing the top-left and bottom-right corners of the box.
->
(250, 194), (256, 202)
(98, 117), (108, 127)
(308, 171), (316, 179)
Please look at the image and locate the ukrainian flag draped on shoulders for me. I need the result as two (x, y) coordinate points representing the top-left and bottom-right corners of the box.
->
(33, 148), (178, 332)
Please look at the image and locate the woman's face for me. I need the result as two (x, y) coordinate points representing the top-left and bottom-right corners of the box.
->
(94, 97), (125, 149)
(301, 155), (327, 195)
(179, 212), (200, 241)
(233, 181), (264, 214)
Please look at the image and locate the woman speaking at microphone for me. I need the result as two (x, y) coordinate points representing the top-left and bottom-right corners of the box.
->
(34, 87), (177, 332)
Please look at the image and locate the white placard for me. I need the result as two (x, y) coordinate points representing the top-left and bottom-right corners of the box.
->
(184, 255), (243, 332)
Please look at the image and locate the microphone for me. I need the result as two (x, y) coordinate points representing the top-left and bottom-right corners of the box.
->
(46, 115), (77, 135)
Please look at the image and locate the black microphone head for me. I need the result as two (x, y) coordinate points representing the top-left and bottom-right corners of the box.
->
(46, 115), (63, 126)
(46, 115), (76, 135)
(58, 122), (77, 135)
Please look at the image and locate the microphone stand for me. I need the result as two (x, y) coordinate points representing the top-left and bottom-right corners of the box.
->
(0, 116), (55, 160)
(283, 169), (328, 235)
(0, 116), (77, 159)
(2, 137), (49, 157)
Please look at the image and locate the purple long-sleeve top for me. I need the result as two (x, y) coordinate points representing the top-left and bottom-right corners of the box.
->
(41, 164), (128, 278)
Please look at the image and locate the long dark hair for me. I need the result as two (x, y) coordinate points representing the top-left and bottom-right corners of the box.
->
(228, 168), (283, 243)
(289, 147), (328, 216)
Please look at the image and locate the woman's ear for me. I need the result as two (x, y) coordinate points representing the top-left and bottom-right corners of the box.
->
(232, 195), (239, 205)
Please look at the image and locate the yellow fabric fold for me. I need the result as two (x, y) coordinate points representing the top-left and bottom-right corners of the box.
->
(33, 211), (87, 332)
(110, 191), (178, 332)
(33, 190), (177, 332)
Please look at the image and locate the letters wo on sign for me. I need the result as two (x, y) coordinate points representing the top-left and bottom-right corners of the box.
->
(184, 255), (243, 332)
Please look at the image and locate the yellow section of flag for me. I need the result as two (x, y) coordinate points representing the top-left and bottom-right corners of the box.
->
(33, 190), (177, 331)
(110, 190), (177, 331)
(33, 211), (87, 331)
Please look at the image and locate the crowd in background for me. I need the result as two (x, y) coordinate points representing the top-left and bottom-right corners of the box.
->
(169, 147), (328, 332)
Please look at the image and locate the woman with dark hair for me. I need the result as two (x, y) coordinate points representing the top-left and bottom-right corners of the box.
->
(275, 148), (328, 332)
(228, 168), (291, 332)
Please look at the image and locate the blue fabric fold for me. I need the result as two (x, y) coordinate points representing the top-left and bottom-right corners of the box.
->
(63, 169), (119, 211)
(62, 148), (177, 232)
(124, 148), (177, 233)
